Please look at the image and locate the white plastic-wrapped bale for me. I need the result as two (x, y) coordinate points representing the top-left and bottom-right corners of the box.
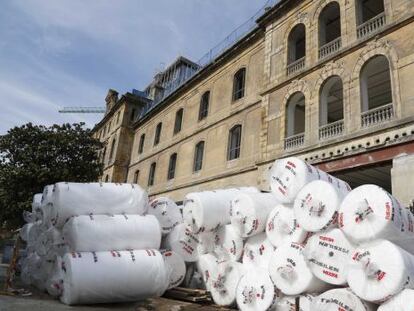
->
(378, 289), (414, 311)
(266, 204), (309, 248)
(36, 227), (64, 257)
(161, 250), (186, 289)
(347, 239), (414, 303)
(294, 180), (349, 232)
(197, 253), (219, 291)
(59, 250), (169, 305)
(242, 233), (274, 270)
(304, 228), (356, 285)
(338, 184), (414, 253)
(269, 157), (350, 203)
(236, 268), (277, 311)
(312, 288), (376, 311)
(46, 255), (64, 297)
(148, 197), (183, 235)
(274, 294), (315, 311)
(20, 223), (34, 242)
(32, 193), (43, 221)
(197, 230), (216, 255)
(183, 187), (258, 233)
(51, 182), (148, 228)
(210, 261), (247, 306)
(62, 214), (161, 252)
(268, 242), (330, 296)
(40, 185), (55, 227)
(164, 223), (200, 262)
(230, 192), (278, 238)
(214, 225), (244, 262)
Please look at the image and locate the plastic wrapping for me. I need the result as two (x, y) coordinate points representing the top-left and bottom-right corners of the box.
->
(378, 289), (414, 310)
(51, 182), (148, 228)
(269, 157), (350, 203)
(40, 185), (55, 227)
(312, 288), (376, 311)
(236, 268), (277, 311)
(266, 204), (309, 248)
(161, 250), (186, 289)
(148, 197), (183, 235)
(274, 294), (315, 311)
(268, 242), (330, 295)
(197, 230), (216, 255)
(339, 184), (414, 253)
(197, 253), (219, 291)
(164, 223), (200, 262)
(294, 180), (349, 232)
(230, 192), (278, 238)
(304, 228), (356, 285)
(214, 224), (244, 262)
(242, 233), (274, 270)
(210, 261), (246, 306)
(183, 187), (258, 233)
(60, 250), (169, 305)
(347, 239), (414, 303)
(62, 214), (161, 252)
(20, 223), (34, 242)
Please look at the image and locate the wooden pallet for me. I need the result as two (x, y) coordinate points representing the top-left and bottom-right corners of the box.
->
(164, 287), (212, 303)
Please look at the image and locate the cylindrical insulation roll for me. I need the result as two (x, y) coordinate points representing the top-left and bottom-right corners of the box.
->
(269, 242), (330, 295)
(148, 197), (183, 235)
(60, 250), (169, 305)
(338, 184), (414, 253)
(294, 180), (349, 232)
(266, 204), (309, 248)
(274, 294), (315, 311)
(161, 250), (186, 289)
(230, 192), (278, 238)
(62, 214), (161, 252)
(242, 233), (274, 270)
(236, 268), (277, 311)
(197, 230), (216, 255)
(378, 289), (414, 311)
(20, 223), (34, 242)
(269, 157), (350, 203)
(210, 261), (246, 306)
(197, 253), (219, 291)
(347, 239), (414, 303)
(46, 256), (64, 297)
(304, 228), (356, 285)
(32, 193), (43, 214)
(41, 185), (55, 227)
(214, 225), (244, 262)
(51, 182), (148, 228)
(164, 223), (200, 262)
(183, 187), (258, 233)
(312, 288), (376, 311)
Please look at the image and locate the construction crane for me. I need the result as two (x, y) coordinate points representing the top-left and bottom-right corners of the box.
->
(58, 107), (106, 113)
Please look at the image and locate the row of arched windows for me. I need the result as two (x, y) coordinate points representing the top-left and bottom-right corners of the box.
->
(286, 54), (392, 143)
(287, 0), (386, 74)
(135, 125), (243, 186)
(136, 68), (246, 156)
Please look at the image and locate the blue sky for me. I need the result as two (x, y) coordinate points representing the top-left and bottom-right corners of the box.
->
(0, 0), (270, 134)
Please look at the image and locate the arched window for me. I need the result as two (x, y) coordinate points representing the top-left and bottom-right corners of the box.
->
(168, 153), (177, 180)
(318, 2), (341, 59)
(174, 108), (183, 134)
(319, 76), (344, 139)
(356, 0), (386, 38)
(199, 91), (210, 120)
(102, 147), (107, 163)
(109, 138), (116, 161)
(193, 141), (205, 172)
(154, 122), (162, 146)
(138, 133), (145, 154)
(227, 125), (242, 160)
(285, 92), (306, 137)
(360, 55), (393, 126)
(148, 162), (156, 186)
(105, 175), (109, 182)
(287, 24), (306, 74)
(233, 68), (246, 101)
(133, 170), (140, 184)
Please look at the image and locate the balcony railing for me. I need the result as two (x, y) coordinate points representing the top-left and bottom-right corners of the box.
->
(287, 57), (306, 76)
(361, 103), (394, 128)
(284, 133), (305, 150)
(357, 12), (386, 39)
(319, 119), (344, 140)
(319, 37), (342, 60)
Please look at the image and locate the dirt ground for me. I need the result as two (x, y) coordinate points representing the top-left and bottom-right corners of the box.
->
(0, 263), (230, 311)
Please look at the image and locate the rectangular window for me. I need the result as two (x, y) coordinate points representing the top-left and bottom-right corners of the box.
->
(174, 109), (183, 134)
(133, 170), (140, 184)
(148, 163), (156, 186)
(233, 68), (246, 101)
(199, 91), (210, 120)
(154, 123), (162, 146)
(228, 125), (242, 160)
(167, 153), (177, 180)
(193, 141), (205, 172)
(130, 108), (136, 122)
(138, 134), (145, 154)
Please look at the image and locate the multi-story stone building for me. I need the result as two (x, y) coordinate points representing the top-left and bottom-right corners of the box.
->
(93, 0), (414, 207)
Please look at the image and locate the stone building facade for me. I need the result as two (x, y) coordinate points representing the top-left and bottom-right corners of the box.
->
(93, 0), (414, 206)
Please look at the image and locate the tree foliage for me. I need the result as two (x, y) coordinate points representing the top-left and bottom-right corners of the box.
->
(0, 123), (103, 229)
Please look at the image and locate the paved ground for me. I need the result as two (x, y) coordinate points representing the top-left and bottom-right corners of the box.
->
(0, 264), (230, 311)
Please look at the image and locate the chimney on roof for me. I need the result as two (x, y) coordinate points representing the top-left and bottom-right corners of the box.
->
(105, 89), (119, 113)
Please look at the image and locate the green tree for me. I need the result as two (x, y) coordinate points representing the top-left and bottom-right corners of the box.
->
(0, 123), (103, 229)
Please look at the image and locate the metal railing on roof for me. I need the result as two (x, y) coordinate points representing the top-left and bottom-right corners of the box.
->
(138, 0), (280, 121)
